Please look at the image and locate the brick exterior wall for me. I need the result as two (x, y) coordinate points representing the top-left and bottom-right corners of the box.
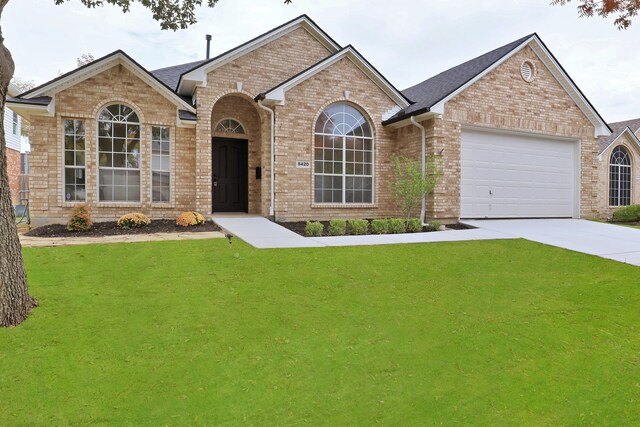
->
(194, 27), (333, 216)
(272, 57), (402, 221)
(432, 46), (602, 221)
(6, 147), (20, 204)
(28, 64), (196, 226)
(26, 28), (606, 225)
(598, 132), (640, 218)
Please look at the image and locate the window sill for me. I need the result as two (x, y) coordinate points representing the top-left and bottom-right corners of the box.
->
(96, 202), (143, 208)
(151, 203), (174, 209)
(312, 203), (377, 209)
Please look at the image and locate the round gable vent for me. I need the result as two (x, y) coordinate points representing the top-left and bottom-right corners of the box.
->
(520, 61), (535, 82)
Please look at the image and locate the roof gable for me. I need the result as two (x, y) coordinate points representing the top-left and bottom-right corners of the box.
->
(255, 45), (411, 109)
(177, 14), (341, 96)
(398, 34), (533, 119)
(385, 34), (611, 137)
(599, 117), (640, 155)
(151, 59), (207, 91)
(16, 50), (195, 113)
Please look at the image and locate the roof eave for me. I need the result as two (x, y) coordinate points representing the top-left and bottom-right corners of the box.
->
(18, 50), (196, 114)
(260, 46), (411, 109)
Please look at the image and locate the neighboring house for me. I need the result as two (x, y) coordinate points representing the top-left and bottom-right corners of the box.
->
(8, 15), (612, 226)
(5, 82), (22, 204)
(597, 118), (640, 216)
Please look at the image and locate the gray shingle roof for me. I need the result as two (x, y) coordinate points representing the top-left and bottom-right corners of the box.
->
(7, 96), (52, 106)
(384, 34), (535, 124)
(150, 60), (207, 91)
(598, 118), (640, 154)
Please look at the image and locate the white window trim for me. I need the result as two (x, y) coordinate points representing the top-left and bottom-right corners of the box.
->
(96, 104), (143, 204)
(312, 129), (376, 206)
(214, 117), (247, 136)
(61, 119), (87, 203)
(609, 146), (633, 208)
(150, 125), (173, 206)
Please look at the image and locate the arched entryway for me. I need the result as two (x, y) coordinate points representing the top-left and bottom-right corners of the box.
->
(210, 94), (264, 213)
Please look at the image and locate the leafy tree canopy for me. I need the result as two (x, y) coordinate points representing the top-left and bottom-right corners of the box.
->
(53, 0), (291, 30)
(552, 0), (639, 29)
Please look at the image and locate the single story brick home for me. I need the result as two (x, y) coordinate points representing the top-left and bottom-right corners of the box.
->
(597, 118), (640, 216)
(8, 15), (614, 226)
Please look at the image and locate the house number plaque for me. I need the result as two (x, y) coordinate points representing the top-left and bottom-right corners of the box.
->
(296, 160), (310, 168)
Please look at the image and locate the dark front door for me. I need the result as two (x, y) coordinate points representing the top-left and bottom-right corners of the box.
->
(212, 138), (248, 212)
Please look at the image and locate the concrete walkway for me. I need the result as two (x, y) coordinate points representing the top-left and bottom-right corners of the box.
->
(213, 216), (515, 249)
(20, 231), (225, 248)
(463, 219), (640, 267)
(213, 216), (324, 248)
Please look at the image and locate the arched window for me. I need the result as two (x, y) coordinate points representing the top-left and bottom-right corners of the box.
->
(609, 145), (632, 207)
(313, 103), (373, 204)
(215, 118), (245, 135)
(98, 104), (141, 202)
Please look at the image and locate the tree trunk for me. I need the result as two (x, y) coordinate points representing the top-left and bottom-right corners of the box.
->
(0, 0), (37, 327)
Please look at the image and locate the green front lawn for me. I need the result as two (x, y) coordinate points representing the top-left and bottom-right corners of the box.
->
(2, 239), (640, 424)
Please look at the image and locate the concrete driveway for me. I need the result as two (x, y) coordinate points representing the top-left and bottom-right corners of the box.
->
(463, 219), (640, 266)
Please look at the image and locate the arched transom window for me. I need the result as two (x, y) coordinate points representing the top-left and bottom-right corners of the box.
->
(314, 103), (373, 204)
(215, 118), (245, 135)
(609, 145), (632, 207)
(98, 104), (141, 202)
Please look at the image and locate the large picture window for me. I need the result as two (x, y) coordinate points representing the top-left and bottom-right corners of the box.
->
(151, 126), (170, 203)
(609, 145), (632, 207)
(63, 119), (86, 202)
(98, 104), (141, 202)
(314, 103), (373, 204)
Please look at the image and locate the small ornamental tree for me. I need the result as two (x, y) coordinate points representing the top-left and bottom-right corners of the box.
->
(390, 154), (443, 222)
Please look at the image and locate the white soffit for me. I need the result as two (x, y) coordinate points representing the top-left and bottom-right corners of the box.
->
(178, 16), (341, 95)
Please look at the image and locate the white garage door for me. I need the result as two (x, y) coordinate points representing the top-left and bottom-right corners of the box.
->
(460, 129), (578, 218)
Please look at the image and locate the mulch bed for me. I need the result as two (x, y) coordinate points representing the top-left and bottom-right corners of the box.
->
(25, 219), (220, 238)
(278, 221), (473, 237)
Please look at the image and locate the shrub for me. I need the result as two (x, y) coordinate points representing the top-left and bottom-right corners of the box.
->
(305, 221), (324, 237)
(388, 218), (406, 234)
(67, 204), (93, 231)
(176, 211), (206, 227)
(370, 219), (389, 234)
(328, 219), (347, 236)
(390, 154), (443, 221)
(117, 212), (151, 229)
(406, 218), (422, 233)
(427, 220), (442, 232)
(612, 205), (640, 222)
(348, 219), (369, 235)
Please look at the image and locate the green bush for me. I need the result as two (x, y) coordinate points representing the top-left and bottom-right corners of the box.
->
(612, 205), (640, 222)
(427, 220), (442, 232)
(67, 204), (93, 231)
(328, 219), (347, 236)
(305, 221), (324, 237)
(348, 219), (369, 235)
(388, 218), (406, 234)
(370, 219), (389, 234)
(406, 218), (422, 233)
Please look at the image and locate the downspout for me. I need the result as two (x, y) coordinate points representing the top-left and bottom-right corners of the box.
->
(257, 100), (275, 217)
(409, 116), (428, 227)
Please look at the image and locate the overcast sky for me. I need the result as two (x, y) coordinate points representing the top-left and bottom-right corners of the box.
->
(3, 0), (639, 122)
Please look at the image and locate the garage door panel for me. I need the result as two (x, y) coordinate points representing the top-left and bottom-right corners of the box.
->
(461, 130), (577, 218)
